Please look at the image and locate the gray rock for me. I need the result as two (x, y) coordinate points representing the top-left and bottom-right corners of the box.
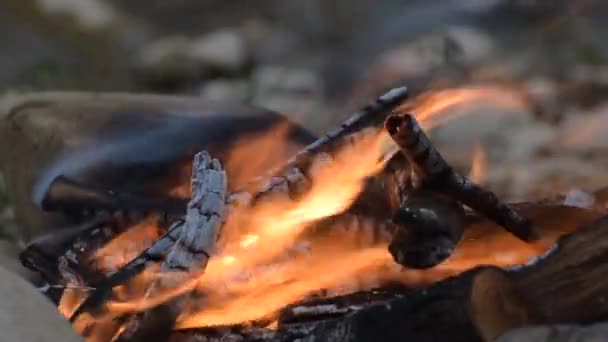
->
(37, 0), (119, 31)
(0, 265), (82, 341)
(134, 29), (249, 82)
(497, 323), (608, 342)
(251, 65), (325, 131)
(370, 25), (496, 80)
(134, 35), (199, 82)
(198, 79), (250, 103)
(189, 29), (248, 73)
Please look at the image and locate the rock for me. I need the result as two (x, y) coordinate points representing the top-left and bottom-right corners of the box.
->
(242, 20), (301, 65)
(198, 79), (250, 103)
(497, 322), (608, 342)
(558, 105), (608, 152)
(189, 29), (248, 73)
(369, 25), (495, 80)
(0, 264), (82, 341)
(481, 156), (608, 200)
(251, 65), (326, 132)
(134, 29), (249, 85)
(37, 0), (119, 31)
(134, 35), (200, 84)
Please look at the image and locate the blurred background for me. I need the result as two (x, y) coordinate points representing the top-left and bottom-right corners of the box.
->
(3, 0), (608, 235)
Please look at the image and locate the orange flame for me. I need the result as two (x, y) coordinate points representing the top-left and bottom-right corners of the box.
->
(469, 142), (488, 184)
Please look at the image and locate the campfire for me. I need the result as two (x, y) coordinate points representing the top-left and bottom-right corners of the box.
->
(18, 86), (608, 342)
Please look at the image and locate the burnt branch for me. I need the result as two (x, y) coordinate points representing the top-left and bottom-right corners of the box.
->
(233, 86), (408, 205)
(389, 191), (466, 269)
(253, 86), (408, 181)
(385, 113), (540, 243)
(70, 152), (227, 328)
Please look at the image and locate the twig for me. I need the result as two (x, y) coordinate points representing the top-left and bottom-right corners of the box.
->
(385, 113), (540, 242)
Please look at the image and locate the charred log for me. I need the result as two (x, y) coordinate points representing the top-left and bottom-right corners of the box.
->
(42, 175), (187, 218)
(389, 191), (466, 269)
(71, 151), (227, 331)
(385, 113), (540, 242)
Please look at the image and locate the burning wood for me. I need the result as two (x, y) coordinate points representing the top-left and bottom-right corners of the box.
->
(22, 85), (608, 342)
(385, 113), (541, 242)
(71, 152), (226, 341)
(67, 86), (409, 327)
(389, 191), (466, 268)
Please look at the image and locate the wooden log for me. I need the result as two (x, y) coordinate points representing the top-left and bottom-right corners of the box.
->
(71, 152), (227, 336)
(389, 191), (466, 269)
(385, 113), (540, 242)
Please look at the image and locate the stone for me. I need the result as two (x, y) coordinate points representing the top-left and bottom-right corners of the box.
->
(189, 29), (248, 73)
(0, 265), (82, 341)
(37, 0), (119, 31)
(370, 25), (496, 80)
(133, 35), (201, 84)
(497, 323), (608, 342)
(198, 79), (250, 103)
(251, 65), (326, 132)
(558, 105), (608, 152)
(134, 29), (249, 85)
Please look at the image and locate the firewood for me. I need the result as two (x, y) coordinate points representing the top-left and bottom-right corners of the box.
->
(71, 152), (226, 335)
(41, 175), (188, 216)
(389, 191), (466, 269)
(385, 113), (540, 242)
(69, 86), (410, 322)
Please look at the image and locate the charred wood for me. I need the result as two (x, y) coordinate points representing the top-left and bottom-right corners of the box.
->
(234, 86), (408, 207)
(385, 113), (540, 243)
(71, 152), (227, 330)
(42, 175), (187, 218)
(389, 191), (466, 269)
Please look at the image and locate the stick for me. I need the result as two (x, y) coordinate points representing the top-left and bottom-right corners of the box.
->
(385, 113), (540, 242)
(71, 152), (226, 326)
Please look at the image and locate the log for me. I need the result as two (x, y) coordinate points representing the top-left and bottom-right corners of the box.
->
(385, 113), (540, 242)
(389, 191), (466, 269)
(72, 151), (227, 340)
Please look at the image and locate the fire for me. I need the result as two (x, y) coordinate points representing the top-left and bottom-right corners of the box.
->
(469, 142), (488, 184)
(409, 85), (529, 129)
(93, 217), (162, 274)
(61, 84), (566, 340)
